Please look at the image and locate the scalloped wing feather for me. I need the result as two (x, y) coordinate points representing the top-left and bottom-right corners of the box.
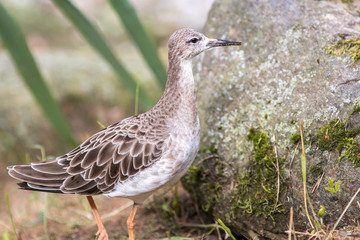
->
(7, 114), (169, 196)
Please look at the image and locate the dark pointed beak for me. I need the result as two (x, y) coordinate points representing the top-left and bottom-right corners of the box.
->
(207, 38), (242, 48)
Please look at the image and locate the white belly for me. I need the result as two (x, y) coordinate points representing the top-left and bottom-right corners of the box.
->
(105, 117), (200, 203)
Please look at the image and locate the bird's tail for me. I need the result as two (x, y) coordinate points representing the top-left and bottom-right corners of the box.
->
(7, 159), (68, 193)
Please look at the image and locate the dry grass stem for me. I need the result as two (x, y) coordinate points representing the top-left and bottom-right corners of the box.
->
(102, 201), (133, 220)
(288, 207), (293, 240)
(285, 230), (324, 239)
(256, 116), (265, 130)
(289, 142), (300, 169)
(215, 221), (222, 240)
(311, 172), (325, 193)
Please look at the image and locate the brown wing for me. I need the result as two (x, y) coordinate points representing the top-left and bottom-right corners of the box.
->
(7, 114), (169, 195)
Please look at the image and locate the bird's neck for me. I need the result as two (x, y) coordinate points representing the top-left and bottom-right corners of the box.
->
(166, 59), (195, 98)
(153, 58), (198, 119)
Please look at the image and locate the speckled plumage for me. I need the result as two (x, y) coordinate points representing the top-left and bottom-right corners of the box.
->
(7, 28), (241, 240)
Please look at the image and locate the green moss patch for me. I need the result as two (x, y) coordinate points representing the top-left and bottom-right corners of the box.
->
(231, 128), (286, 220)
(183, 165), (222, 212)
(338, 138), (360, 167)
(315, 104), (360, 166)
(325, 37), (360, 63)
(353, 104), (360, 113)
(183, 165), (204, 185)
(310, 164), (324, 178)
(290, 133), (301, 144)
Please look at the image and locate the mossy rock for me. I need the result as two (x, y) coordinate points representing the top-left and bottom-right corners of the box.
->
(182, 0), (360, 239)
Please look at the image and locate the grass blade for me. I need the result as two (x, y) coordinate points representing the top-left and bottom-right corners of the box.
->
(6, 195), (17, 238)
(109, 0), (167, 89)
(52, 0), (154, 110)
(0, 2), (77, 146)
(299, 120), (321, 231)
(134, 82), (139, 115)
(299, 119), (314, 229)
(43, 193), (49, 240)
(217, 219), (236, 240)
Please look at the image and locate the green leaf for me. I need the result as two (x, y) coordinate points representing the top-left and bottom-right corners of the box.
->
(161, 203), (169, 212)
(109, 0), (167, 88)
(318, 205), (326, 218)
(0, 2), (76, 146)
(52, 0), (154, 111)
(328, 177), (334, 188)
(325, 187), (337, 194)
(335, 180), (340, 192)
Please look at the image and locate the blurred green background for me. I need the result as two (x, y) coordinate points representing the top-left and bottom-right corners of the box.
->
(0, 0), (214, 164)
(0, 1), (214, 238)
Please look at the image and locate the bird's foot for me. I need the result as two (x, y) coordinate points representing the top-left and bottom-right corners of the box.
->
(96, 227), (109, 240)
(127, 204), (138, 240)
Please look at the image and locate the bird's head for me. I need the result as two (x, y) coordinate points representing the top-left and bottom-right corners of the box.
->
(168, 28), (241, 61)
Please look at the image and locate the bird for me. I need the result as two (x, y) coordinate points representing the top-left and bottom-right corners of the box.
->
(7, 28), (241, 240)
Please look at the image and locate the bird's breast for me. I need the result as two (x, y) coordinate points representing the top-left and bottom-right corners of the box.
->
(166, 110), (200, 173)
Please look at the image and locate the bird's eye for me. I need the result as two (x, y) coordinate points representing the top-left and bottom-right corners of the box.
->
(188, 38), (199, 44)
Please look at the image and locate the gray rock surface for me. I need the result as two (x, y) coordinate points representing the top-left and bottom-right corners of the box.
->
(183, 0), (360, 238)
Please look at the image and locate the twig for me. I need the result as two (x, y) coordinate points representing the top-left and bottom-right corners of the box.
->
(338, 78), (360, 86)
(326, 186), (360, 240)
(285, 230), (313, 236)
(195, 154), (220, 166)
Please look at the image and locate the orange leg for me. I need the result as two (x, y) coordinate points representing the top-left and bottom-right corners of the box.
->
(127, 204), (138, 240)
(86, 196), (109, 240)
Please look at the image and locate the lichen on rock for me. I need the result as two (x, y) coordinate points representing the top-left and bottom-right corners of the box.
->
(184, 0), (360, 238)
